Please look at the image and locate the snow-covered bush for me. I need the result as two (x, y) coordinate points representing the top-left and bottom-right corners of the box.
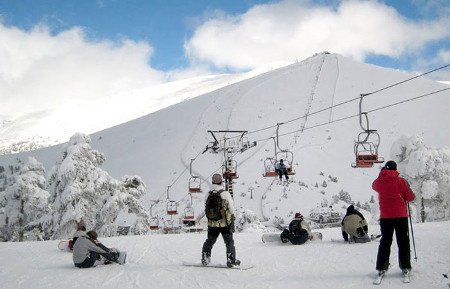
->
(235, 208), (267, 232)
(391, 135), (450, 222)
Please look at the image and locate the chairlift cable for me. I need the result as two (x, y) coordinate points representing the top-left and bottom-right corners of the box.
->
(242, 64), (450, 138)
(361, 64), (450, 97)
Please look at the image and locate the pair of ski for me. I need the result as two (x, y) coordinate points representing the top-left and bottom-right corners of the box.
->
(373, 270), (410, 285)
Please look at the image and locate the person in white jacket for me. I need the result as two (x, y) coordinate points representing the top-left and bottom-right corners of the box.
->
(197, 174), (240, 267)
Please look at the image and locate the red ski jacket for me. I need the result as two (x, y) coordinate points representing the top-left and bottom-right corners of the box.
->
(372, 170), (415, 219)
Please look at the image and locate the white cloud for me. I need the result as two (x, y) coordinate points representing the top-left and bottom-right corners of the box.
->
(0, 23), (166, 118)
(184, 0), (450, 70)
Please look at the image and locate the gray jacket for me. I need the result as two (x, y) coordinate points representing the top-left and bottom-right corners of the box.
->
(72, 236), (107, 265)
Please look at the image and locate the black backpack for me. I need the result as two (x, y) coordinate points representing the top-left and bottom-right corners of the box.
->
(205, 190), (225, 221)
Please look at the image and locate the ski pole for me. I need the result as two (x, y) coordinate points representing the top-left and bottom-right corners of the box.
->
(407, 202), (418, 262)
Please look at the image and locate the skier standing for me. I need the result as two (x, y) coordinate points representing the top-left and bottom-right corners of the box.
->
(341, 205), (370, 243)
(280, 212), (312, 245)
(198, 173), (240, 267)
(372, 160), (415, 276)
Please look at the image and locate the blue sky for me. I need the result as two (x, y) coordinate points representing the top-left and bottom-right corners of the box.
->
(0, 0), (271, 71)
(1, 0), (449, 73)
(0, 0), (449, 118)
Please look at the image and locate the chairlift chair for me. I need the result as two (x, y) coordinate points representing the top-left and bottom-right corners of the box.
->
(222, 160), (239, 180)
(351, 131), (384, 168)
(182, 207), (195, 226)
(276, 151), (296, 175)
(149, 217), (160, 230)
(263, 157), (278, 177)
(166, 201), (178, 215)
(188, 176), (202, 193)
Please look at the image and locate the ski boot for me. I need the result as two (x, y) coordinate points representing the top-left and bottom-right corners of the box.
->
(201, 251), (211, 266)
(226, 253), (241, 268)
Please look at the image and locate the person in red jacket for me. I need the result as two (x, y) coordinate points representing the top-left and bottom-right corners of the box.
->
(372, 160), (415, 276)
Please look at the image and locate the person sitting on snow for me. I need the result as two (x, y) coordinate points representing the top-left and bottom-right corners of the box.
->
(73, 230), (123, 268)
(280, 212), (312, 245)
(341, 205), (370, 243)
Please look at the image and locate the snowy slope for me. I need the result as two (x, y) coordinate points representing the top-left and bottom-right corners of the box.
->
(1, 53), (448, 226)
(0, 221), (449, 289)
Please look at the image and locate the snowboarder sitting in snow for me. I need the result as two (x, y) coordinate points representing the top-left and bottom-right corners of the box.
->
(73, 230), (123, 268)
(280, 212), (312, 245)
(275, 159), (289, 181)
(341, 205), (370, 243)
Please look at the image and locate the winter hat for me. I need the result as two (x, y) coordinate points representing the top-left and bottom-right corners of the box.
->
(294, 212), (303, 220)
(384, 160), (397, 171)
(347, 205), (355, 213)
(279, 159), (284, 163)
(86, 230), (98, 240)
(212, 173), (223, 184)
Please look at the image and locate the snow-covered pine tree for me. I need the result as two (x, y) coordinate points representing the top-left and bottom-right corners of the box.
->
(391, 135), (450, 222)
(0, 157), (51, 241)
(46, 133), (149, 239)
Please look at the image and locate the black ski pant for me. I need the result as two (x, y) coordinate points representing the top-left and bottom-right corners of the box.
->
(202, 226), (236, 260)
(75, 251), (118, 268)
(376, 217), (411, 271)
(276, 168), (289, 180)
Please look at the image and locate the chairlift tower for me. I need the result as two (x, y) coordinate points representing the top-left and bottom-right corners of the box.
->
(204, 130), (256, 198)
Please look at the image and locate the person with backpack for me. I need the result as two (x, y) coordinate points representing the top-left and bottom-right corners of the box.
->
(280, 212), (312, 245)
(341, 205), (370, 243)
(198, 173), (240, 268)
(372, 160), (415, 277)
(73, 230), (125, 268)
(275, 159), (289, 181)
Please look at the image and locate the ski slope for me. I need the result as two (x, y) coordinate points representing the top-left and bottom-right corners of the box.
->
(0, 221), (449, 289)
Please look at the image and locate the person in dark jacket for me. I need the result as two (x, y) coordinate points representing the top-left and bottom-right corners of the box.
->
(275, 159), (289, 181)
(280, 212), (312, 245)
(341, 205), (370, 243)
(372, 160), (415, 276)
(72, 230), (122, 268)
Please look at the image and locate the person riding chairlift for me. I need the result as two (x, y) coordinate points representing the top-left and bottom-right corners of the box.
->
(275, 159), (289, 181)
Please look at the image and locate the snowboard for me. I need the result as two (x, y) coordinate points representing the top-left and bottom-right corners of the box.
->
(182, 261), (254, 270)
(262, 232), (323, 243)
(116, 251), (127, 265)
(57, 240), (73, 251)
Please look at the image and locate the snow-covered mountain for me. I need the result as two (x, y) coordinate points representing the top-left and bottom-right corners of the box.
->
(0, 61), (289, 155)
(1, 52), (450, 289)
(1, 52), (449, 228)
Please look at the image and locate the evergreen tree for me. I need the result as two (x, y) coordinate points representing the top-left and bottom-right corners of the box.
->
(391, 135), (450, 222)
(0, 157), (50, 241)
(47, 133), (149, 239)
